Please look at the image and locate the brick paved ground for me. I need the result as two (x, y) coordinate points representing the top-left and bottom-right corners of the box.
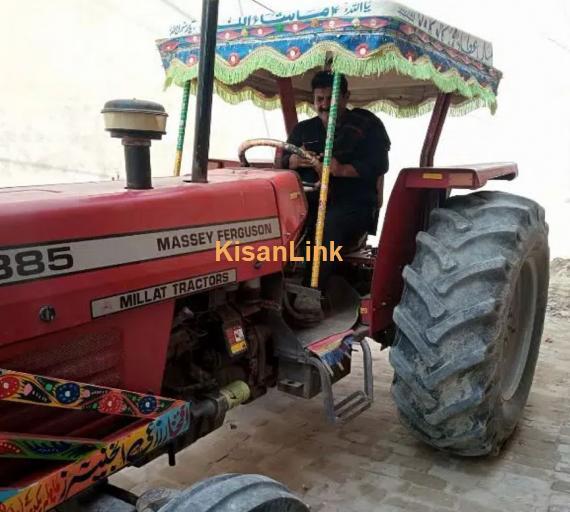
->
(113, 262), (570, 512)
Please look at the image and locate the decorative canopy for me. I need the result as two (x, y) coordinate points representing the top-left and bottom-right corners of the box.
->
(157, 1), (502, 117)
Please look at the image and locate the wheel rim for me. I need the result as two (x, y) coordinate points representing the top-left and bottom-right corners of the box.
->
(501, 257), (538, 401)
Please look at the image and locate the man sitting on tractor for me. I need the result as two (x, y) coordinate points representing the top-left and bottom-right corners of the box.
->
(281, 71), (391, 289)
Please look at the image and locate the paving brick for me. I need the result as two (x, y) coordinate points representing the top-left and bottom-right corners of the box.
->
(401, 470), (448, 491)
(364, 461), (402, 479)
(384, 453), (433, 472)
(552, 480), (570, 494)
(383, 495), (437, 512)
(376, 439), (420, 457)
(349, 442), (392, 462)
(405, 485), (457, 509)
(500, 460), (553, 481)
(505, 452), (559, 471)
(339, 430), (373, 445)
(322, 450), (378, 471)
(304, 457), (357, 484)
(359, 473), (410, 494)
(461, 488), (535, 512)
(555, 471), (570, 484)
(428, 464), (481, 491)
(337, 479), (387, 503)
(550, 491), (570, 508)
(356, 482), (387, 501)
(556, 462), (570, 474)
(457, 498), (504, 512)
(376, 506), (423, 512)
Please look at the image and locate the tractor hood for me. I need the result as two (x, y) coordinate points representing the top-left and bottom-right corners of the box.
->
(0, 169), (305, 344)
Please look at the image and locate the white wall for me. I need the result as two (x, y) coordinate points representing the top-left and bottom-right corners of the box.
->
(0, 0), (285, 186)
(1, 0), (569, 255)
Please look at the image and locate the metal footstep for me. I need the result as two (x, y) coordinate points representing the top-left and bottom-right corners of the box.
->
(308, 337), (374, 424)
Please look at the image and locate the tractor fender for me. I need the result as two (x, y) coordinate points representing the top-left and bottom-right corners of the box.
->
(367, 162), (517, 341)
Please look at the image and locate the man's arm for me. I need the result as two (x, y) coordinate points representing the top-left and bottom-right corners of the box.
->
(281, 123), (303, 169)
(330, 112), (390, 179)
(329, 160), (359, 177)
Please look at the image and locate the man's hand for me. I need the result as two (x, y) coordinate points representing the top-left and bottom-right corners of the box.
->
(289, 153), (314, 169)
(289, 149), (322, 170)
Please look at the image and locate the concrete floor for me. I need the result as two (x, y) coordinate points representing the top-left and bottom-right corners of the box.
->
(113, 261), (570, 512)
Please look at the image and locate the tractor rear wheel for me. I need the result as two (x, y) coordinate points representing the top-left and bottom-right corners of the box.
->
(389, 191), (549, 456)
(157, 473), (309, 512)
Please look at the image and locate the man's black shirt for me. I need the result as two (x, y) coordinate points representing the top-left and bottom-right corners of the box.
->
(282, 108), (391, 210)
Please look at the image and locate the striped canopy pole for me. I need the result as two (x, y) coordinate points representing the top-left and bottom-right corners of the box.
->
(173, 80), (191, 176)
(311, 71), (341, 288)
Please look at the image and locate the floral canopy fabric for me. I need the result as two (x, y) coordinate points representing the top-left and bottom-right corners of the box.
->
(157, 1), (502, 117)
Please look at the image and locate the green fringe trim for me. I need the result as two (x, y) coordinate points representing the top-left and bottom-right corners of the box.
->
(165, 41), (498, 117)
(188, 79), (491, 119)
(165, 44), (331, 87)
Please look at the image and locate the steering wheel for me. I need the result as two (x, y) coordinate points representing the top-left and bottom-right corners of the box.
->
(237, 138), (321, 190)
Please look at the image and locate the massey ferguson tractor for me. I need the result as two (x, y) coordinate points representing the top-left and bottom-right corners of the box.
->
(0, 1), (549, 510)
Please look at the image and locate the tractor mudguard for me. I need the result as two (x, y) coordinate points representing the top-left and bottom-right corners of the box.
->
(367, 162), (518, 341)
(402, 162), (518, 189)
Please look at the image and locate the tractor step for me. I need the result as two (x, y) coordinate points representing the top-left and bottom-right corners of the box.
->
(307, 336), (374, 423)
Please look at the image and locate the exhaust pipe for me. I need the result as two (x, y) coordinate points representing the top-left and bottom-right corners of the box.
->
(190, 0), (219, 183)
(101, 99), (168, 189)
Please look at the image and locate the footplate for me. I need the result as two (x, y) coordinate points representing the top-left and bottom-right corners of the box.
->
(308, 336), (374, 423)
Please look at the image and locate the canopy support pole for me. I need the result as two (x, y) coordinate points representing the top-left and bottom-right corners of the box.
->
(420, 93), (452, 225)
(173, 80), (191, 176)
(277, 78), (298, 136)
(420, 93), (451, 167)
(310, 72), (341, 289)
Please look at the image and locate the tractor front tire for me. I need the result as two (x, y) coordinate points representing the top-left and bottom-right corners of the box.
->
(157, 473), (310, 512)
(389, 191), (549, 456)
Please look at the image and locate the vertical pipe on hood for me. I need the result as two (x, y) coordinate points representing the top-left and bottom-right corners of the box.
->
(191, 0), (219, 183)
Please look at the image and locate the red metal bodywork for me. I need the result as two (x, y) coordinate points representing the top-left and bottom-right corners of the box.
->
(0, 169), (306, 491)
(277, 78), (299, 136)
(404, 163), (518, 189)
(368, 162), (518, 337)
(0, 72), (520, 498)
(0, 169), (305, 390)
(420, 94), (451, 167)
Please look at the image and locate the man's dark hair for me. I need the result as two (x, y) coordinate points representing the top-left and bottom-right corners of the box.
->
(311, 71), (348, 95)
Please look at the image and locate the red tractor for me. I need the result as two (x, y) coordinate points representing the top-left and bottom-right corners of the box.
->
(0, 1), (549, 510)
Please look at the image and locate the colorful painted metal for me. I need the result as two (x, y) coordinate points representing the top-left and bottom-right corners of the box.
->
(0, 368), (192, 512)
(0, 433), (103, 461)
(0, 368), (179, 419)
(157, 1), (502, 117)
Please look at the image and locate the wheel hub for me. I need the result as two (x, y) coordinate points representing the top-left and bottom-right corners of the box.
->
(501, 258), (538, 401)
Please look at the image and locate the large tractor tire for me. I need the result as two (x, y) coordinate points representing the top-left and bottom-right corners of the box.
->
(389, 191), (549, 456)
(156, 474), (309, 512)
